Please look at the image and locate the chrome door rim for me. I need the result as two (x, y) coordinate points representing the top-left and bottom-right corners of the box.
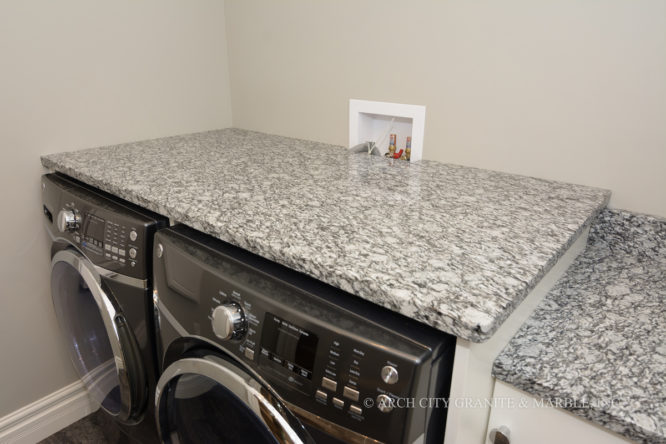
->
(51, 248), (133, 422)
(156, 356), (309, 444)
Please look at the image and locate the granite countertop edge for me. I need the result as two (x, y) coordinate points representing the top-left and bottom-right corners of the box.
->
(471, 196), (609, 341)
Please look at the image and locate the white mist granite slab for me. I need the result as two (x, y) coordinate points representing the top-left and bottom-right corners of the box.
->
(494, 209), (666, 443)
(41, 128), (610, 342)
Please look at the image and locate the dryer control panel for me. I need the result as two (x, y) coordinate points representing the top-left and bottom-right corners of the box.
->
(154, 225), (456, 444)
(42, 173), (166, 280)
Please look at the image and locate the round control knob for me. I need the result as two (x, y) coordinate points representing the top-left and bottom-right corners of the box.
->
(211, 303), (247, 340)
(376, 394), (394, 413)
(381, 365), (399, 385)
(56, 209), (80, 232)
(128, 248), (137, 259)
(129, 230), (138, 241)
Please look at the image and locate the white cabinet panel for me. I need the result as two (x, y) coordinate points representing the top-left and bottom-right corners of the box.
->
(487, 381), (634, 444)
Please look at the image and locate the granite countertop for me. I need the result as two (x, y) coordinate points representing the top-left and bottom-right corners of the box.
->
(493, 209), (666, 443)
(41, 128), (610, 342)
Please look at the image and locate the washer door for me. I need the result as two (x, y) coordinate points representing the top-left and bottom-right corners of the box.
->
(155, 352), (313, 444)
(50, 248), (144, 423)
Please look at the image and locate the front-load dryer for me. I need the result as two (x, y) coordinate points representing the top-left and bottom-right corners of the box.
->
(152, 225), (456, 444)
(42, 173), (166, 443)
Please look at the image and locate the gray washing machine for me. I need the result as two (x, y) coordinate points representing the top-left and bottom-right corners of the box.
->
(152, 224), (456, 444)
(43, 173), (166, 443)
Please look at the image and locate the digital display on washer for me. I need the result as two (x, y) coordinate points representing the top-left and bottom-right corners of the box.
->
(260, 313), (318, 380)
(84, 214), (105, 246)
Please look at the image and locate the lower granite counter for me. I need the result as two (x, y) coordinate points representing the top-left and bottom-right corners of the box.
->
(493, 209), (666, 443)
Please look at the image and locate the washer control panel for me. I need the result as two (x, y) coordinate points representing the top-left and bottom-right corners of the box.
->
(101, 218), (137, 269)
(42, 173), (166, 280)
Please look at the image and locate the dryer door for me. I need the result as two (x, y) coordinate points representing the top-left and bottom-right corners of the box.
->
(50, 248), (145, 423)
(155, 351), (314, 444)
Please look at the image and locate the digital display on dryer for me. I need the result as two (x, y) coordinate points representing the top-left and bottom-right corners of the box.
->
(260, 313), (318, 380)
(84, 214), (105, 247)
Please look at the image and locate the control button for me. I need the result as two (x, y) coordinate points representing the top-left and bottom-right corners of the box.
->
(112, 255), (118, 260)
(244, 347), (255, 361)
(315, 390), (327, 402)
(332, 397), (344, 409)
(111, 246), (119, 254)
(130, 261), (136, 267)
(118, 249), (125, 257)
(129, 230), (138, 241)
(105, 253), (111, 258)
(129, 248), (137, 259)
(349, 404), (363, 416)
(321, 377), (337, 392)
(119, 258), (126, 264)
(105, 244), (111, 251)
(381, 365), (399, 385)
(211, 302), (247, 340)
(343, 386), (360, 402)
(376, 394), (394, 413)
(56, 209), (80, 232)
(352, 348), (365, 358)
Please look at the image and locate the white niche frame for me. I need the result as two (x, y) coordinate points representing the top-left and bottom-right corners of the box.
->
(349, 99), (426, 162)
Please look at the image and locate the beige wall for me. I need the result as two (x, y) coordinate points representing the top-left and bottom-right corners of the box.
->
(0, 1), (232, 417)
(225, 0), (666, 217)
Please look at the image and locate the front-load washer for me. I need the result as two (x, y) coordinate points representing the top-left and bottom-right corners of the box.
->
(42, 173), (167, 443)
(152, 225), (456, 444)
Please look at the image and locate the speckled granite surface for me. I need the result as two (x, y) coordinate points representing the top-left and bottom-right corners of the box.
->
(493, 209), (666, 443)
(41, 128), (609, 342)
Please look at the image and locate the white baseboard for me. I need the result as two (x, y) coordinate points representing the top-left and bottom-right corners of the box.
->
(0, 381), (99, 444)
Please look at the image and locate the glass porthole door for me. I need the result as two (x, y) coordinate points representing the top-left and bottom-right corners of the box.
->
(155, 352), (314, 444)
(51, 248), (144, 422)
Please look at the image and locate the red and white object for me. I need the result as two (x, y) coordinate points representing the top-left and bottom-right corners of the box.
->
(349, 99), (426, 162)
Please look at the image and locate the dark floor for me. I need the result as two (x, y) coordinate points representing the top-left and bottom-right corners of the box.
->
(39, 409), (133, 444)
